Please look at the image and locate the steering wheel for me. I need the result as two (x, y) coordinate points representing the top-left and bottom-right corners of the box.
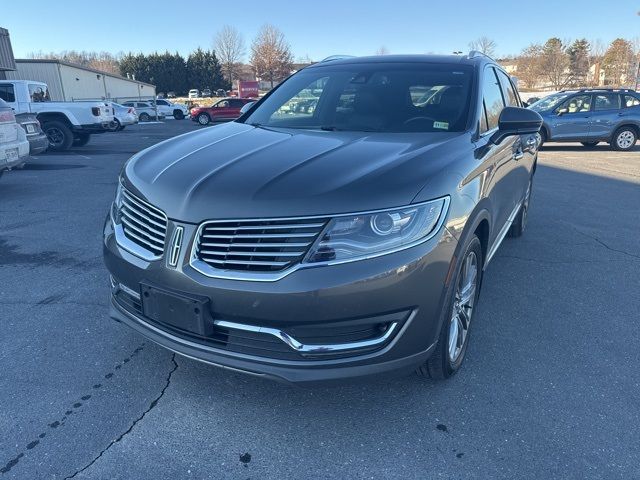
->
(403, 116), (438, 126)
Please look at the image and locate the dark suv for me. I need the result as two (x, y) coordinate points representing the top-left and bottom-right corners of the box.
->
(529, 89), (640, 150)
(104, 53), (542, 383)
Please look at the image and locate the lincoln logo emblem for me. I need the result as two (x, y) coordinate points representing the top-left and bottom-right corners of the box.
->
(168, 226), (184, 268)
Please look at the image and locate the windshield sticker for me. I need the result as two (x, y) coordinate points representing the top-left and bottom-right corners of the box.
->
(433, 121), (449, 130)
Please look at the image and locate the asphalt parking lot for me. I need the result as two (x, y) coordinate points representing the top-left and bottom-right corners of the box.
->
(1, 121), (639, 479)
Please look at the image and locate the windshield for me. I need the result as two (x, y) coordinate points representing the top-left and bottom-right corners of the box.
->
(243, 63), (474, 133)
(529, 93), (569, 112)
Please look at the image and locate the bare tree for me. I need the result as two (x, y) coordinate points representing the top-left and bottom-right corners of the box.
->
(375, 46), (390, 55)
(541, 38), (571, 90)
(516, 44), (544, 89)
(250, 24), (293, 88)
(214, 25), (246, 87)
(469, 37), (497, 57)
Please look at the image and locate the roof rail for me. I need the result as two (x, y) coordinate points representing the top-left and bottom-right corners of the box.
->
(561, 88), (636, 93)
(468, 50), (495, 61)
(320, 55), (356, 63)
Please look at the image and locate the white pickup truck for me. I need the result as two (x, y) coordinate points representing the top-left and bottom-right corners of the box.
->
(0, 80), (114, 151)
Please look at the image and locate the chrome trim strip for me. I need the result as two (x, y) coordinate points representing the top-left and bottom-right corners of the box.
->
(214, 320), (399, 357)
(189, 196), (450, 282)
(485, 199), (523, 267)
(114, 223), (163, 261)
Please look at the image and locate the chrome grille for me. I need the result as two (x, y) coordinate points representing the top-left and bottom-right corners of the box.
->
(195, 218), (329, 272)
(120, 189), (168, 257)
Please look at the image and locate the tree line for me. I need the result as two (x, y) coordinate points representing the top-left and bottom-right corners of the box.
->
(513, 37), (639, 90)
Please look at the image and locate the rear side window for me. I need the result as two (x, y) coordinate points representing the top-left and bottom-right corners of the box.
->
(623, 95), (640, 107)
(230, 99), (245, 108)
(0, 84), (15, 102)
(496, 70), (519, 106)
(481, 67), (505, 133)
(594, 94), (621, 111)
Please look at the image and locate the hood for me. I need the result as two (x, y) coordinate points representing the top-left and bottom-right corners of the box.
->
(124, 122), (468, 223)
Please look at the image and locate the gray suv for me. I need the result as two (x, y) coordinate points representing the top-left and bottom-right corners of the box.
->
(104, 53), (542, 383)
(529, 89), (640, 150)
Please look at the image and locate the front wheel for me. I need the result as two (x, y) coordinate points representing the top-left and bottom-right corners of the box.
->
(611, 127), (637, 151)
(197, 113), (211, 125)
(174, 110), (185, 120)
(417, 235), (483, 379)
(139, 112), (151, 122)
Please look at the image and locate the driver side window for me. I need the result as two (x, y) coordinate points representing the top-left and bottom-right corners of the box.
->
(557, 94), (591, 114)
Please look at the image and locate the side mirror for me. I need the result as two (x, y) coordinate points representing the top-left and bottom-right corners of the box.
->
(490, 107), (543, 145)
(556, 107), (568, 116)
(239, 101), (256, 115)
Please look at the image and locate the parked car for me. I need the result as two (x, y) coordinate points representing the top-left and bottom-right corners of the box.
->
(0, 80), (114, 151)
(201, 88), (212, 98)
(111, 103), (138, 131)
(120, 102), (165, 122)
(190, 98), (255, 125)
(188, 89), (200, 99)
(529, 88), (640, 150)
(105, 53), (543, 383)
(16, 113), (48, 155)
(215, 89), (226, 97)
(153, 99), (189, 120)
(0, 98), (30, 177)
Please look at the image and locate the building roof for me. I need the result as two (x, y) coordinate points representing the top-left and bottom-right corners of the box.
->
(15, 58), (155, 87)
(0, 27), (16, 71)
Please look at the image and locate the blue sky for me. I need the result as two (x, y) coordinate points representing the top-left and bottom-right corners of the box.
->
(4, 0), (639, 60)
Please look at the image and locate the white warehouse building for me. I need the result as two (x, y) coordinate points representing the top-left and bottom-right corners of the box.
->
(5, 59), (155, 102)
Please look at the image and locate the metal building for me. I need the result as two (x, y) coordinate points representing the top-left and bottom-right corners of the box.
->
(5, 59), (156, 101)
(0, 27), (16, 79)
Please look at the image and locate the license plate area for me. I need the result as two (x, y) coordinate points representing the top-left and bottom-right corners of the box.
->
(6, 147), (18, 162)
(140, 284), (212, 336)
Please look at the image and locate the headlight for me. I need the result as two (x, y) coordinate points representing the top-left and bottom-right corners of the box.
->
(111, 180), (124, 224)
(304, 197), (448, 264)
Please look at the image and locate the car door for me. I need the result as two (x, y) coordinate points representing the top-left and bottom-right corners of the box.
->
(496, 69), (535, 207)
(547, 94), (592, 140)
(476, 67), (520, 247)
(211, 100), (232, 120)
(589, 93), (622, 140)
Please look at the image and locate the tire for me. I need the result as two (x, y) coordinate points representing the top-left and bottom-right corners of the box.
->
(42, 120), (73, 151)
(197, 113), (211, 125)
(73, 133), (91, 147)
(581, 141), (599, 148)
(118, 125), (126, 131)
(112, 118), (121, 131)
(538, 128), (547, 146)
(174, 110), (185, 120)
(611, 126), (637, 151)
(139, 112), (151, 122)
(417, 235), (483, 379)
(508, 177), (532, 238)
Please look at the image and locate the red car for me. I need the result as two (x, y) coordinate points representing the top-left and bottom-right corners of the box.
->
(191, 98), (255, 125)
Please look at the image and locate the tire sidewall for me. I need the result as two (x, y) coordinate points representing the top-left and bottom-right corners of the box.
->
(139, 113), (150, 122)
(174, 110), (184, 120)
(198, 113), (210, 125)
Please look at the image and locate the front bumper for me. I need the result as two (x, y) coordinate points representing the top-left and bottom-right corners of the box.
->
(103, 217), (458, 383)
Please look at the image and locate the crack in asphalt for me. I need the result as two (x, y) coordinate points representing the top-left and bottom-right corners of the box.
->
(0, 344), (146, 476)
(567, 224), (640, 260)
(63, 354), (179, 480)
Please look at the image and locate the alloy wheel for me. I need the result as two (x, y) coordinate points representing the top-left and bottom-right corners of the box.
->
(616, 130), (635, 149)
(46, 127), (64, 147)
(448, 251), (478, 363)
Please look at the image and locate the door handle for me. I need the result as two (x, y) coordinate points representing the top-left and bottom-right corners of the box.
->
(513, 150), (524, 161)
